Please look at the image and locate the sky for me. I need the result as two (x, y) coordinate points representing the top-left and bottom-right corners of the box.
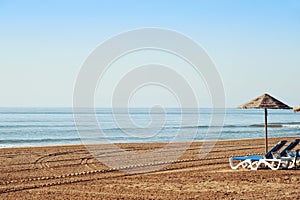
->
(1, 0), (300, 108)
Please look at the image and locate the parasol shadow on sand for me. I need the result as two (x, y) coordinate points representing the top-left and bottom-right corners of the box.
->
(238, 93), (292, 153)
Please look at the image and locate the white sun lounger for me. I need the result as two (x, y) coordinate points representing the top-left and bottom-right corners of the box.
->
(229, 140), (287, 170)
(252, 139), (300, 170)
(287, 149), (300, 168)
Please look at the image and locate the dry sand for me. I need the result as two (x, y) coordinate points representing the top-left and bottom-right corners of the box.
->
(0, 137), (299, 199)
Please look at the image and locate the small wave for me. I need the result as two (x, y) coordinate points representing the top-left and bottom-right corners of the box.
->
(250, 124), (283, 128)
(0, 138), (80, 144)
(250, 123), (300, 129)
(282, 122), (300, 125)
(0, 124), (75, 128)
(100, 124), (249, 132)
(282, 125), (300, 129)
(0, 111), (74, 115)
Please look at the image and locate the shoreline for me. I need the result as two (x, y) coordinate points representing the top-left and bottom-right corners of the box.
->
(1, 136), (298, 150)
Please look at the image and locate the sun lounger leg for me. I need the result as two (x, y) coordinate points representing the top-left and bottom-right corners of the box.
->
(251, 159), (282, 170)
(229, 158), (252, 170)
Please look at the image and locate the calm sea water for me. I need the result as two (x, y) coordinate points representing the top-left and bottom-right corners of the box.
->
(0, 108), (300, 148)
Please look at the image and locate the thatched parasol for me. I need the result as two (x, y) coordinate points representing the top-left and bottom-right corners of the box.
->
(293, 105), (300, 112)
(238, 93), (292, 153)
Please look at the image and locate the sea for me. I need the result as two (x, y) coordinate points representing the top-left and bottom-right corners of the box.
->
(1, 108), (300, 148)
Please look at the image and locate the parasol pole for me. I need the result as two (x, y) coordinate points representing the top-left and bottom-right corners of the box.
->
(264, 108), (268, 153)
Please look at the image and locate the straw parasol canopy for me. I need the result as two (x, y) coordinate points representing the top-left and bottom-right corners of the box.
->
(294, 105), (300, 112)
(238, 93), (292, 153)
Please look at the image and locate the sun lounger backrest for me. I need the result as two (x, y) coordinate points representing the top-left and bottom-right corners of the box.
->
(279, 139), (300, 157)
(264, 140), (287, 159)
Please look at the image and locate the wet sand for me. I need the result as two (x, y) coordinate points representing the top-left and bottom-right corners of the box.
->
(1, 137), (299, 199)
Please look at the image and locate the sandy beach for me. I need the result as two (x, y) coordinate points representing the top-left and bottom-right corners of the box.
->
(1, 137), (299, 199)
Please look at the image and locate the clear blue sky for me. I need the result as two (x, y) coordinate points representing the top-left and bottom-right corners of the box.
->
(1, 0), (299, 107)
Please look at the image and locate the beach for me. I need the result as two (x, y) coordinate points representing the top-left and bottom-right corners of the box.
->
(1, 137), (299, 199)
(2, 1), (300, 199)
